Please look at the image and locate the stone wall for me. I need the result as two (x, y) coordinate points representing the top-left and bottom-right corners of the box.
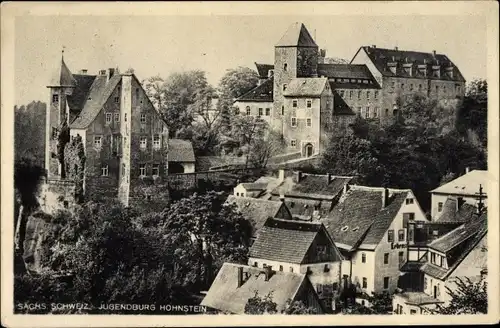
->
(39, 179), (76, 215)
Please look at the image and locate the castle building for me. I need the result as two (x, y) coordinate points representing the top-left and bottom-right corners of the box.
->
(46, 54), (169, 206)
(236, 22), (466, 157)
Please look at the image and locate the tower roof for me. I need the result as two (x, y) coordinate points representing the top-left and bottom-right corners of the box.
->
(48, 53), (76, 87)
(276, 22), (318, 48)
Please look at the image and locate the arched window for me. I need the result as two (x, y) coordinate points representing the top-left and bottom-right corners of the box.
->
(283, 63), (288, 71)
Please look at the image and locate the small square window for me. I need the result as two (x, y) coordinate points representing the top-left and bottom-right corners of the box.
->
(362, 277), (367, 289)
(292, 100), (298, 108)
(140, 114), (147, 124)
(52, 94), (59, 103)
(358, 91), (362, 100)
(139, 164), (146, 176)
(246, 106), (251, 116)
(384, 253), (389, 265)
(152, 164), (159, 177)
(366, 91), (370, 100)
(279, 265), (283, 271)
(101, 165), (109, 177)
(290, 139), (297, 147)
(153, 135), (161, 149)
(374, 91), (379, 99)
(383, 277), (390, 289)
(114, 96), (119, 104)
(406, 198), (414, 205)
(306, 118), (312, 127)
(291, 117), (297, 127)
(265, 108), (271, 116)
(140, 136), (147, 149)
(94, 136), (102, 148)
(438, 202), (443, 212)
(306, 99), (312, 108)
(361, 253), (366, 263)
(289, 267), (293, 273)
(124, 113), (127, 122)
(374, 107), (379, 118)
(340, 90), (345, 98)
(349, 91), (353, 99)
(114, 113), (120, 122)
(399, 251), (404, 264)
(105, 113), (112, 124)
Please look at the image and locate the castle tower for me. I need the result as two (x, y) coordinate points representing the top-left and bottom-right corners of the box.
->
(273, 23), (319, 132)
(46, 50), (76, 179)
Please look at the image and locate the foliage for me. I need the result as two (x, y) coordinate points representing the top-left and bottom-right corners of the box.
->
(248, 129), (285, 169)
(320, 92), (487, 211)
(14, 157), (45, 211)
(324, 57), (349, 64)
(431, 276), (487, 314)
(244, 291), (318, 314)
(457, 79), (487, 149)
(14, 101), (46, 166)
(245, 291), (278, 314)
(57, 121), (71, 178)
(64, 135), (86, 203)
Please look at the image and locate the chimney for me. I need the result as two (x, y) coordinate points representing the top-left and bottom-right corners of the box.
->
(107, 68), (115, 81)
(268, 69), (274, 78)
(279, 194), (285, 203)
(394, 46), (399, 51)
(432, 50), (437, 56)
(293, 171), (303, 183)
(80, 69), (88, 75)
(237, 266), (244, 288)
(327, 173), (333, 184)
(465, 167), (470, 174)
(382, 188), (389, 208)
(279, 169), (285, 182)
(343, 183), (350, 194)
(372, 45), (377, 48)
(264, 266), (273, 281)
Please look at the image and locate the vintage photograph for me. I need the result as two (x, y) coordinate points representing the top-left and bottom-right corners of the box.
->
(2, 1), (498, 326)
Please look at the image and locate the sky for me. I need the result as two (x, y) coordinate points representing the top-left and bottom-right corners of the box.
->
(15, 14), (487, 105)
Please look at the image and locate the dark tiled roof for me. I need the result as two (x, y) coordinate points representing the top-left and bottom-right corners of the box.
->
(318, 64), (373, 80)
(225, 196), (287, 235)
(359, 46), (466, 82)
(49, 57), (77, 87)
(333, 91), (356, 115)
(255, 63), (274, 79)
(271, 174), (353, 200)
(240, 183), (267, 191)
(168, 139), (195, 162)
(249, 218), (322, 263)
(422, 213), (487, 280)
(436, 198), (477, 223)
(361, 192), (409, 246)
(283, 78), (328, 97)
(323, 188), (408, 249)
(67, 74), (97, 115)
(70, 75), (121, 129)
(201, 263), (308, 314)
(236, 78), (273, 102)
(400, 261), (425, 272)
(429, 213), (486, 253)
(276, 23), (317, 48)
(329, 79), (381, 90)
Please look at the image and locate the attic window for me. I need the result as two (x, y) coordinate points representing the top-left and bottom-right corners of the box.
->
(341, 225), (349, 232)
(352, 226), (359, 232)
(245, 202), (250, 207)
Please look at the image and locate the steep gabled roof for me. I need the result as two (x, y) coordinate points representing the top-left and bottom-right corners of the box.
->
(235, 78), (273, 102)
(201, 262), (309, 314)
(70, 74), (121, 129)
(255, 63), (274, 79)
(249, 218), (324, 263)
(48, 56), (77, 87)
(283, 78), (329, 97)
(225, 196), (287, 235)
(355, 46), (466, 82)
(431, 170), (489, 196)
(276, 22), (317, 48)
(168, 139), (195, 162)
(421, 213), (487, 280)
(67, 74), (97, 115)
(333, 91), (356, 116)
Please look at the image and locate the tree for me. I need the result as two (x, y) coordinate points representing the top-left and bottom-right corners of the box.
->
(283, 299), (318, 314)
(324, 57), (349, 64)
(218, 67), (259, 127)
(225, 115), (268, 168)
(244, 292), (318, 314)
(162, 191), (253, 291)
(431, 276), (487, 314)
(14, 101), (46, 166)
(248, 129), (285, 169)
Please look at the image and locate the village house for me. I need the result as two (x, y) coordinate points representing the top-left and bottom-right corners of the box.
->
(167, 139), (195, 174)
(225, 195), (292, 242)
(429, 169), (488, 220)
(322, 186), (427, 303)
(200, 262), (325, 314)
(238, 22), (466, 157)
(394, 211), (487, 314)
(247, 217), (350, 312)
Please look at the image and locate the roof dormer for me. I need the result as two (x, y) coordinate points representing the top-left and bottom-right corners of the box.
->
(402, 58), (413, 77)
(387, 56), (397, 75)
(445, 63), (454, 79)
